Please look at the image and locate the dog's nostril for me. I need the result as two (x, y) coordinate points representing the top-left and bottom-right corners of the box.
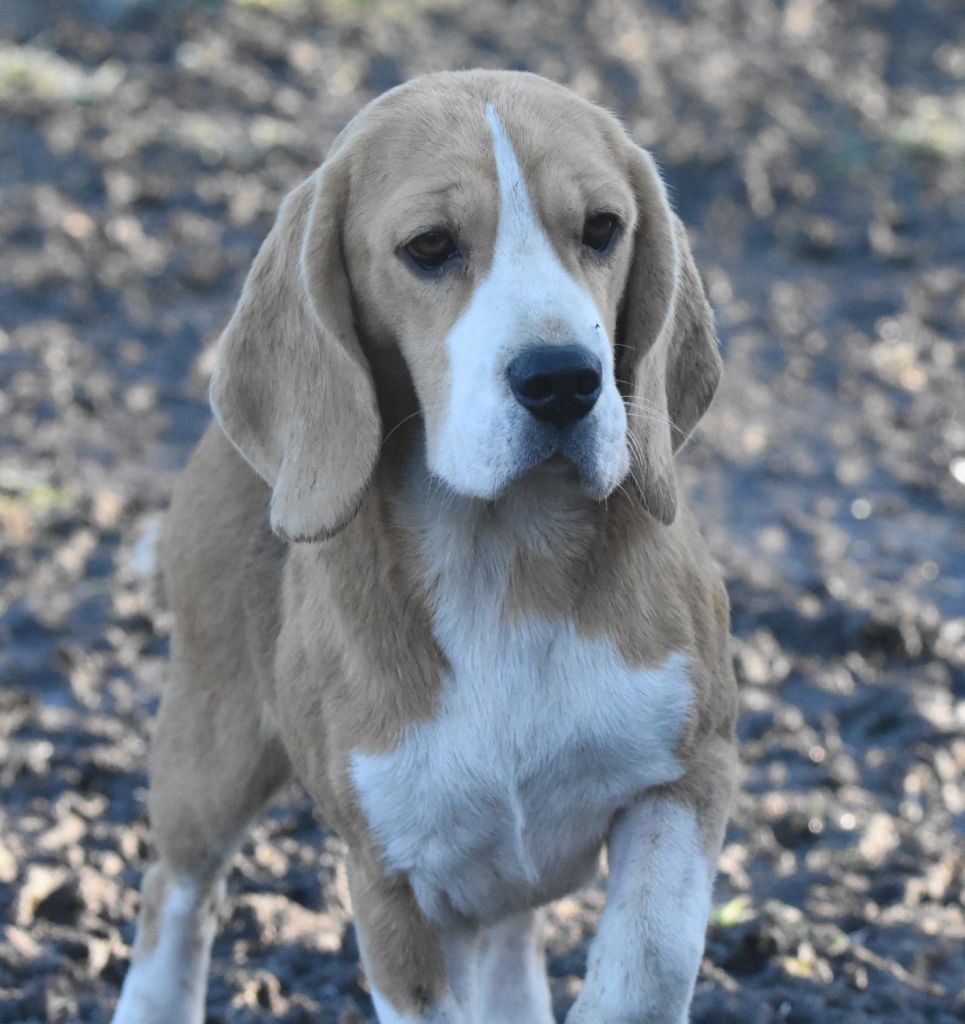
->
(519, 375), (554, 401)
(507, 345), (603, 428)
(574, 370), (600, 397)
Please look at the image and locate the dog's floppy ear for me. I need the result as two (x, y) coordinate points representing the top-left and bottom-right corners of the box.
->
(617, 147), (721, 525)
(210, 158), (381, 541)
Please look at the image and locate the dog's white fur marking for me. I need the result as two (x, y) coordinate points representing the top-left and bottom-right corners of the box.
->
(431, 104), (629, 501)
(566, 799), (713, 1024)
(475, 912), (555, 1023)
(354, 630), (689, 924)
(111, 876), (219, 1024)
(352, 457), (692, 931)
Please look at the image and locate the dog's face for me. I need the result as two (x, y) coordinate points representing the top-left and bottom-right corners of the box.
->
(343, 94), (637, 502)
(211, 71), (721, 541)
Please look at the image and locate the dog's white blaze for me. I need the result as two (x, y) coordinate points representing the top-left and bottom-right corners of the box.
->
(111, 878), (217, 1024)
(567, 798), (713, 1024)
(431, 104), (628, 499)
(351, 476), (693, 928)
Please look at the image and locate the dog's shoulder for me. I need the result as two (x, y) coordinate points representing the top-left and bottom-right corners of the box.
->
(580, 496), (737, 746)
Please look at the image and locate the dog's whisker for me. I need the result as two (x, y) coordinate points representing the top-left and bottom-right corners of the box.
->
(624, 430), (648, 471)
(613, 480), (633, 506)
(624, 405), (688, 440)
(381, 410), (423, 450)
(614, 390), (689, 440)
(625, 404), (681, 427)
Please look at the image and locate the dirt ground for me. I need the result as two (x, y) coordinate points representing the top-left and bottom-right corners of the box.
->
(1, 0), (963, 1021)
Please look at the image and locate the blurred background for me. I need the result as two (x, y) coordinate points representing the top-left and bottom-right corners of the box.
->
(0, 0), (962, 1021)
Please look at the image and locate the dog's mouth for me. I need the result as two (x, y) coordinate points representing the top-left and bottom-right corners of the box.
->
(426, 396), (628, 505)
(511, 422), (626, 501)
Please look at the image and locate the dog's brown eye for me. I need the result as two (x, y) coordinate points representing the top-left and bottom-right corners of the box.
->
(404, 230), (459, 271)
(582, 212), (619, 254)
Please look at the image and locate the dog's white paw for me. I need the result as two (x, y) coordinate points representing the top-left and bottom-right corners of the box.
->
(565, 980), (691, 1024)
(566, 1003), (688, 1024)
(111, 968), (205, 1024)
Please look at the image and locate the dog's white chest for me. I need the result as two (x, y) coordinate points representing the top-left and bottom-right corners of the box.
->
(351, 600), (692, 924)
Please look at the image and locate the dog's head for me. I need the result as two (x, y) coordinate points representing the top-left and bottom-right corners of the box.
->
(210, 70), (720, 541)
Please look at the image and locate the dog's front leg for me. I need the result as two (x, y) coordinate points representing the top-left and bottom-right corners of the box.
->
(475, 910), (555, 1023)
(347, 856), (474, 1023)
(566, 742), (736, 1024)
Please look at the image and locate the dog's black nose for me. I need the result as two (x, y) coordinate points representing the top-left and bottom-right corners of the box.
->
(507, 346), (602, 427)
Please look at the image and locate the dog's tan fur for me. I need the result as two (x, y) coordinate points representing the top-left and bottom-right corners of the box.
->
(115, 69), (738, 1023)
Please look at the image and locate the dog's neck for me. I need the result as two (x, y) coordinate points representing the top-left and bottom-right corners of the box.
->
(381, 421), (617, 621)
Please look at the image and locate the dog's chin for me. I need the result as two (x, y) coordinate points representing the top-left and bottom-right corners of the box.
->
(570, 456), (627, 502)
(550, 431), (630, 502)
(429, 424), (628, 505)
(494, 441), (629, 504)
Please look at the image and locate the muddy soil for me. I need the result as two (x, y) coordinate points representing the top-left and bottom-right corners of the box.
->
(1, 0), (963, 1021)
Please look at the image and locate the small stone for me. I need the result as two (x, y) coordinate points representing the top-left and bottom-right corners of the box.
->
(857, 814), (900, 867)
(16, 865), (69, 926)
(0, 841), (18, 883)
(37, 813), (86, 851)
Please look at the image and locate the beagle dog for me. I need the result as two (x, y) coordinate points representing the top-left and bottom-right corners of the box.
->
(112, 69), (738, 1024)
